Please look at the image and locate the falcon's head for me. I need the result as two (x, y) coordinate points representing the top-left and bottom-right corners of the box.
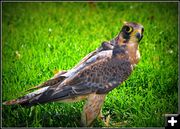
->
(113, 22), (144, 65)
(115, 21), (144, 45)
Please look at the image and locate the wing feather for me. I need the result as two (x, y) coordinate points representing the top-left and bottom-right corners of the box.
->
(3, 43), (132, 107)
(26, 42), (113, 92)
(25, 47), (132, 106)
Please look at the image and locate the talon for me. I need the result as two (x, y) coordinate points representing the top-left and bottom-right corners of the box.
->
(104, 114), (111, 127)
(98, 113), (105, 121)
(98, 113), (111, 127)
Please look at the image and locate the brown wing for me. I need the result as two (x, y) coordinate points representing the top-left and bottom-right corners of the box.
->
(3, 44), (131, 106)
(27, 42), (114, 92)
(23, 47), (132, 106)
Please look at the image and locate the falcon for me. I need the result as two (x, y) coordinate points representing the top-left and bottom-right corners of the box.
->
(3, 22), (144, 127)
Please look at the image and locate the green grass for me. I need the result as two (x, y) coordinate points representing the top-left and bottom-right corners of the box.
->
(2, 2), (178, 127)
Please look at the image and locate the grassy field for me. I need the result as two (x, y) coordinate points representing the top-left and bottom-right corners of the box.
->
(2, 2), (178, 127)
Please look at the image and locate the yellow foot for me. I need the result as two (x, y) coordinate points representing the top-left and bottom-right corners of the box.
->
(98, 113), (111, 127)
(112, 120), (128, 127)
(104, 114), (111, 127)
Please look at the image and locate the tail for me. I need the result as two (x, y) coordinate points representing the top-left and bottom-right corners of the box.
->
(3, 86), (49, 106)
(3, 70), (67, 106)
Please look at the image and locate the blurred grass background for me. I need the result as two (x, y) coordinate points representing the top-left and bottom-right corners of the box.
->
(2, 2), (178, 127)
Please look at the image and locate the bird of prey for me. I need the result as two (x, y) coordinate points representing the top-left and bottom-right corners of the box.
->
(3, 22), (144, 127)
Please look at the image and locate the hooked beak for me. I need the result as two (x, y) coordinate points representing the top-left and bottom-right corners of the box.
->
(136, 32), (143, 42)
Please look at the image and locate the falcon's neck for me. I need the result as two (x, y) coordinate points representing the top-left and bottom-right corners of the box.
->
(126, 43), (140, 67)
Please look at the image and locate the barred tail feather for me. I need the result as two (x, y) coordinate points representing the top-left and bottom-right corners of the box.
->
(3, 86), (49, 106)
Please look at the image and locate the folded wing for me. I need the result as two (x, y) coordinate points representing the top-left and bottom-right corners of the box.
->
(3, 43), (132, 107)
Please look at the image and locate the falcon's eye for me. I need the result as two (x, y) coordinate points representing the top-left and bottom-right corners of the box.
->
(124, 26), (133, 33)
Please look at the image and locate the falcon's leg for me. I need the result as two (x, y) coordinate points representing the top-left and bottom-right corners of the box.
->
(81, 93), (106, 127)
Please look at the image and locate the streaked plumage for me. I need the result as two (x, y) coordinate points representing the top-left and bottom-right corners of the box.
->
(3, 22), (144, 127)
